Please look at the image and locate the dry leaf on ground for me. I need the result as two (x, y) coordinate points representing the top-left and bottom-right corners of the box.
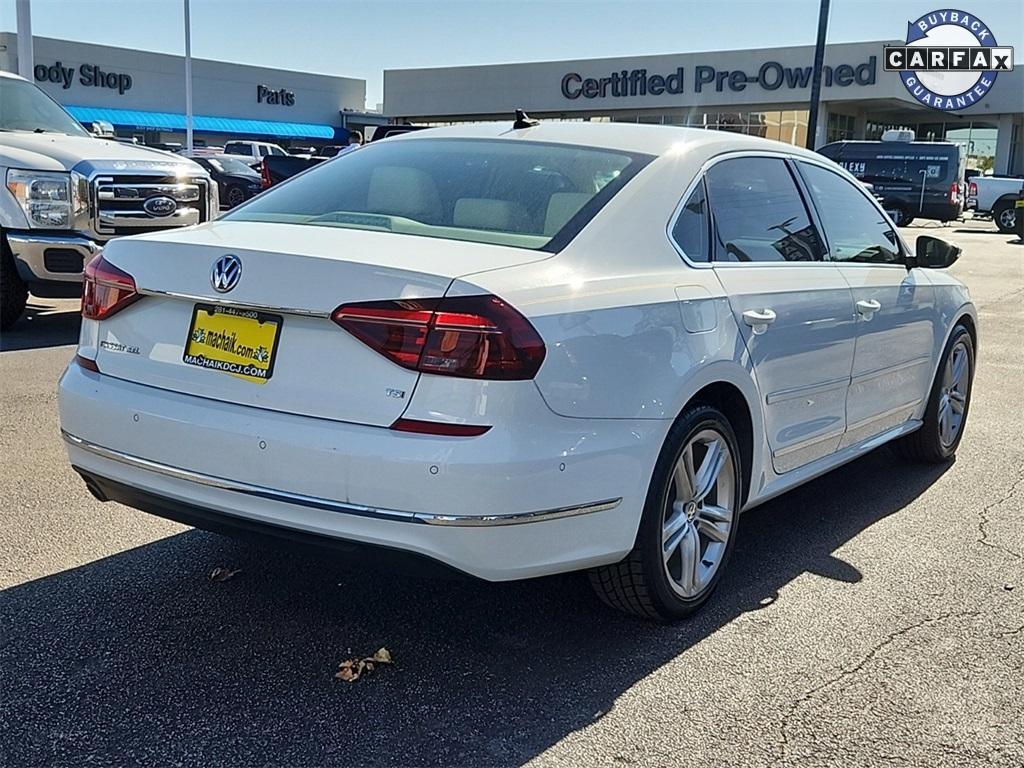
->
(208, 567), (241, 582)
(335, 647), (394, 682)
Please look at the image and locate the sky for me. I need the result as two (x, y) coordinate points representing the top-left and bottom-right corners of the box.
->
(2, 0), (1022, 109)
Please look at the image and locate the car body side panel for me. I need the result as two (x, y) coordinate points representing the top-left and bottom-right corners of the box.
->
(837, 264), (936, 448)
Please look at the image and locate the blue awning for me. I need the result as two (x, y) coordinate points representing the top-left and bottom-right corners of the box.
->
(65, 105), (336, 140)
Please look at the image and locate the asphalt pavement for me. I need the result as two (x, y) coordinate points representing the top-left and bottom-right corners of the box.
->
(0, 219), (1021, 767)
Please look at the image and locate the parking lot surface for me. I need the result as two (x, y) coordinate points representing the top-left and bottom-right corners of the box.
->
(1, 220), (1021, 767)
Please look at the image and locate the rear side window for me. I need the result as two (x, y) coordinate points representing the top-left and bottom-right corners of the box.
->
(797, 162), (903, 265)
(227, 138), (652, 252)
(225, 143), (244, 155)
(705, 157), (825, 262)
(671, 181), (709, 262)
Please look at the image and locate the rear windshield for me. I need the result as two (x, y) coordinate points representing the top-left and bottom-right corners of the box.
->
(226, 138), (651, 251)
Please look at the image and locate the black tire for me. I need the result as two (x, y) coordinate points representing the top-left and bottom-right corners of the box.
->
(890, 324), (974, 463)
(225, 185), (247, 209)
(1, 236), (29, 332)
(589, 404), (743, 621)
(887, 204), (914, 228)
(992, 200), (1016, 234)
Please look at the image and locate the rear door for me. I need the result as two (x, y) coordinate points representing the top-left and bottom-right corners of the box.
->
(794, 160), (937, 447)
(705, 156), (857, 473)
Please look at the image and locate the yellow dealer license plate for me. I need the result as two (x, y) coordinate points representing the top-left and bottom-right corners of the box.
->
(183, 304), (282, 384)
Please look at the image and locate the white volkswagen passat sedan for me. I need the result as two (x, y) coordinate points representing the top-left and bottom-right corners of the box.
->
(58, 123), (976, 620)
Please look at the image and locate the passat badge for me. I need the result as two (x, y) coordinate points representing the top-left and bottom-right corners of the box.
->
(211, 254), (242, 293)
(143, 195), (177, 217)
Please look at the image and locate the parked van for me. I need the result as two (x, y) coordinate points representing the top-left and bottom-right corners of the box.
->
(817, 135), (965, 226)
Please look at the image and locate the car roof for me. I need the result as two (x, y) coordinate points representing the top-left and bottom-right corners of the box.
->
(388, 121), (827, 162)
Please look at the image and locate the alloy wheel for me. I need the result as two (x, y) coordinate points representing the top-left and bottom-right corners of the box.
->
(997, 207), (1016, 232)
(938, 340), (970, 448)
(661, 428), (736, 598)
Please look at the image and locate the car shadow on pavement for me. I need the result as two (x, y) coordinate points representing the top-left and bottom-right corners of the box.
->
(0, 449), (950, 767)
(0, 303), (81, 352)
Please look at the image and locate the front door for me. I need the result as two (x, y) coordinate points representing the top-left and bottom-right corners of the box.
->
(794, 160), (937, 448)
(705, 156), (857, 474)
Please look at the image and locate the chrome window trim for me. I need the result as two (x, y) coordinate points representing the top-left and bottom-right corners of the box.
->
(63, 431), (622, 527)
(790, 156), (913, 264)
(666, 148), (829, 269)
(667, 149), (914, 268)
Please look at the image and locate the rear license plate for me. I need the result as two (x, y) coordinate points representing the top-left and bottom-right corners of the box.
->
(183, 303), (282, 384)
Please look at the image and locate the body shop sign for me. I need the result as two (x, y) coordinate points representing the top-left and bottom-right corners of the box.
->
(34, 61), (133, 95)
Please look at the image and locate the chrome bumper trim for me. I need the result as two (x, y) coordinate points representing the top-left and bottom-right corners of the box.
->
(62, 431), (622, 527)
(5, 231), (101, 282)
(140, 288), (332, 318)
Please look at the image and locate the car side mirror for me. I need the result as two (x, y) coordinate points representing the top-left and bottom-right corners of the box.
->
(909, 235), (960, 270)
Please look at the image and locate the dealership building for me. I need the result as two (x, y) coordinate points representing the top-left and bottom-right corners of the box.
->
(385, 40), (1024, 175)
(0, 33), (379, 147)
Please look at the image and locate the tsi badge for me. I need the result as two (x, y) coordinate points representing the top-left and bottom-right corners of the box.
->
(211, 254), (242, 293)
(884, 9), (1013, 111)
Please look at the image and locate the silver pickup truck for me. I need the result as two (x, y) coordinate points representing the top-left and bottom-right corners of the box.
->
(1, 70), (217, 330)
(967, 175), (1024, 233)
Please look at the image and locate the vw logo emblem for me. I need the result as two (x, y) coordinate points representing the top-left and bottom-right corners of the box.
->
(142, 195), (177, 217)
(211, 254), (242, 293)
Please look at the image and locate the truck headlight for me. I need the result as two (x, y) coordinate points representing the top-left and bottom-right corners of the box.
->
(5, 169), (86, 229)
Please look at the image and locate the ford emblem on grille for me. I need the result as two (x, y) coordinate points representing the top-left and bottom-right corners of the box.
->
(211, 254), (242, 293)
(143, 195), (177, 217)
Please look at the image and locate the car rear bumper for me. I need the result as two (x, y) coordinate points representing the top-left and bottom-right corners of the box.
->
(58, 360), (663, 580)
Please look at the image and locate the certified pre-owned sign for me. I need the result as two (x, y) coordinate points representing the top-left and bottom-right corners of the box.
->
(884, 9), (1013, 111)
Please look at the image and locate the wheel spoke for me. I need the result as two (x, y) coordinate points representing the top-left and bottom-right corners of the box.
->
(697, 517), (730, 543)
(949, 391), (966, 414)
(663, 503), (689, 550)
(699, 503), (731, 523)
(938, 398), (952, 444)
(675, 522), (700, 594)
(673, 445), (696, 501)
(693, 439), (725, 502)
(950, 348), (967, 389)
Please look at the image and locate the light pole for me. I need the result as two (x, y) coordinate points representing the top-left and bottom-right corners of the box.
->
(184, 0), (194, 153)
(806, 0), (831, 149)
(15, 0), (33, 80)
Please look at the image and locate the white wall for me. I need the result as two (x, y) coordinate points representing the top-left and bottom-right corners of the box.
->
(384, 41), (914, 119)
(0, 34), (365, 125)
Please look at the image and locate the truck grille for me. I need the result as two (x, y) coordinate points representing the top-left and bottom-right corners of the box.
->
(93, 174), (210, 236)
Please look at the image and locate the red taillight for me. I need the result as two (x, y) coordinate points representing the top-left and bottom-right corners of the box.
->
(82, 255), (140, 321)
(390, 418), (491, 437)
(950, 182), (960, 205)
(75, 354), (100, 373)
(261, 160), (272, 189)
(968, 181), (977, 197)
(332, 294), (545, 380)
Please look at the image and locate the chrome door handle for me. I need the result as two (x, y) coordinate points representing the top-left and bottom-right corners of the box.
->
(742, 308), (776, 335)
(856, 299), (881, 318)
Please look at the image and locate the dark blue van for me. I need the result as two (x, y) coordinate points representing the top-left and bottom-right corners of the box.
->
(817, 140), (965, 226)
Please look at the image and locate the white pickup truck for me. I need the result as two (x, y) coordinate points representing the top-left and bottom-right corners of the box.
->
(1, 71), (217, 330)
(967, 175), (1024, 233)
(222, 140), (289, 168)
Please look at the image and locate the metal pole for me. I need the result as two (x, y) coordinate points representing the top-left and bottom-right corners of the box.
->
(184, 0), (194, 153)
(805, 0), (831, 149)
(15, 0), (33, 79)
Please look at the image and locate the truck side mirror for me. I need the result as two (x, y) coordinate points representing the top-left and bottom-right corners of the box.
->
(910, 235), (960, 269)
